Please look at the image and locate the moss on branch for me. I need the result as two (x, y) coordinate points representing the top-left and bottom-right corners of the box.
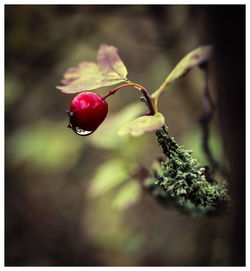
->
(145, 126), (230, 216)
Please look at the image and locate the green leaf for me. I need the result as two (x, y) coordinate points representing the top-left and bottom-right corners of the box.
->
(151, 45), (213, 99)
(118, 112), (165, 137)
(112, 180), (141, 210)
(56, 44), (127, 94)
(88, 160), (129, 197)
(6, 121), (84, 171)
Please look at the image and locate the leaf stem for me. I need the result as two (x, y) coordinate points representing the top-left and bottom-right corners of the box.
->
(102, 83), (155, 115)
(154, 97), (159, 113)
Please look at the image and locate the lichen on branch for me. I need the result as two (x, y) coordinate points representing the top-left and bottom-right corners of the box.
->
(145, 126), (230, 215)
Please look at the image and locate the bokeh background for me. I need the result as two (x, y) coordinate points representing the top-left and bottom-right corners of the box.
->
(5, 5), (245, 266)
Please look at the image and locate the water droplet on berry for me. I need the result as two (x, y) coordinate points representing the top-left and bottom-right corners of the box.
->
(66, 111), (94, 136)
(73, 126), (94, 136)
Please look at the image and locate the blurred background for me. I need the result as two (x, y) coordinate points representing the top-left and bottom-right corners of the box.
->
(5, 5), (245, 266)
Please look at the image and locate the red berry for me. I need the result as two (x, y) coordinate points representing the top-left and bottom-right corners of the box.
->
(67, 92), (108, 135)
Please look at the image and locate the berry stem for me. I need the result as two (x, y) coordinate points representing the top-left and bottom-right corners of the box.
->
(102, 83), (155, 115)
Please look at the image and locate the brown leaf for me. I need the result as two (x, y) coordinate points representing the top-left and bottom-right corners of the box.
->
(57, 45), (128, 94)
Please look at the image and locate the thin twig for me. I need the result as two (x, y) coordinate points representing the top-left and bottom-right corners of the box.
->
(103, 83), (155, 115)
(199, 65), (218, 172)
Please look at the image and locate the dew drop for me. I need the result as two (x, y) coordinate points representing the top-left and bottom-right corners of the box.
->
(73, 126), (94, 136)
(66, 110), (94, 136)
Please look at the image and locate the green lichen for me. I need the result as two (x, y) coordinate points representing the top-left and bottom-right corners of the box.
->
(145, 126), (230, 215)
